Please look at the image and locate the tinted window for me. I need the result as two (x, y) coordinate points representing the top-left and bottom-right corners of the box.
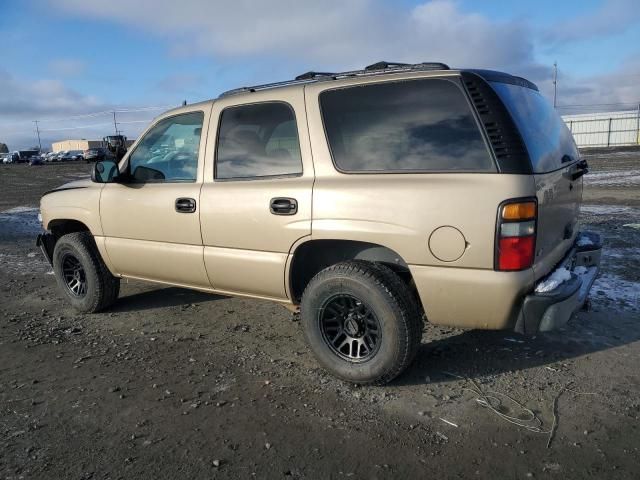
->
(128, 112), (203, 183)
(491, 82), (579, 173)
(320, 79), (494, 172)
(216, 103), (302, 179)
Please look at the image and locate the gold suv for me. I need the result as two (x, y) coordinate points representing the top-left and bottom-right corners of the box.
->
(37, 61), (602, 384)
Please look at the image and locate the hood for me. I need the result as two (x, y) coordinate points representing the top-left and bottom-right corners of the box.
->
(43, 178), (93, 196)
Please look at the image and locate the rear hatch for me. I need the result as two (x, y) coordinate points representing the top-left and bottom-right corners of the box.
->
(490, 82), (583, 280)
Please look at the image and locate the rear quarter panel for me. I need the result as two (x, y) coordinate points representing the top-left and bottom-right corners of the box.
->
(304, 75), (538, 269)
(532, 168), (582, 279)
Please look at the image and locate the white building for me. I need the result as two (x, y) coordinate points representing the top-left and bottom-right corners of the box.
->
(562, 110), (640, 148)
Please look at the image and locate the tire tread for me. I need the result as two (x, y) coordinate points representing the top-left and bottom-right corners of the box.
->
(301, 260), (422, 385)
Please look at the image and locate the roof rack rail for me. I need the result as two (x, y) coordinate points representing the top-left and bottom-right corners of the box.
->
(218, 61), (451, 98)
(364, 61), (411, 70)
(295, 71), (336, 80)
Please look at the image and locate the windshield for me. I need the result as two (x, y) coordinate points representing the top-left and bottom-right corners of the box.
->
(490, 82), (579, 173)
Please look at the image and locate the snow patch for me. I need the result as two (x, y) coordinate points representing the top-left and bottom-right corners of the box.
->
(577, 236), (594, 247)
(591, 274), (640, 310)
(535, 267), (572, 293)
(0, 206), (42, 237)
(1, 206), (39, 214)
(574, 266), (588, 275)
(580, 205), (636, 216)
(585, 169), (640, 187)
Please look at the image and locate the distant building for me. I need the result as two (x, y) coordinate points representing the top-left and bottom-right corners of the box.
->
(52, 138), (135, 152)
(0, 142), (8, 153)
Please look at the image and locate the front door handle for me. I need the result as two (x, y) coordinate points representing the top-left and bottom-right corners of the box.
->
(270, 197), (298, 215)
(175, 197), (196, 213)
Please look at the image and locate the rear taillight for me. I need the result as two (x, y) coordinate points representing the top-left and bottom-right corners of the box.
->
(496, 199), (537, 271)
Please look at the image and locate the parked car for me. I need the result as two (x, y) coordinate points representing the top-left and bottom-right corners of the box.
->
(0, 153), (8, 164)
(44, 152), (58, 162)
(29, 156), (43, 166)
(8, 150), (38, 163)
(84, 147), (108, 162)
(37, 61), (601, 385)
(58, 150), (84, 161)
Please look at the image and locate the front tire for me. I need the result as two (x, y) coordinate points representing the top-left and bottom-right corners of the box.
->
(300, 261), (422, 385)
(52, 232), (120, 313)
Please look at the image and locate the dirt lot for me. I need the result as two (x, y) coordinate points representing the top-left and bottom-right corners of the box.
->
(1, 154), (638, 479)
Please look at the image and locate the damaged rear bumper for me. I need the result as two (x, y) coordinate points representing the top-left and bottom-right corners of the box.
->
(514, 231), (602, 335)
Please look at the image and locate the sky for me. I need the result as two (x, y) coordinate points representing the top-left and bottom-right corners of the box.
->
(0, 0), (639, 150)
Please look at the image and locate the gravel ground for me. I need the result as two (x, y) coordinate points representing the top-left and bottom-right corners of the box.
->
(0, 153), (638, 479)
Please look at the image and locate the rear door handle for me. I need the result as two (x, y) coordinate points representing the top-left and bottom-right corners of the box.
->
(568, 159), (589, 181)
(175, 197), (196, 213)
(270, 197), (298, 215)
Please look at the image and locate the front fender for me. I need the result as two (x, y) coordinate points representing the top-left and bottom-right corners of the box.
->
(40, 185), (103, 236)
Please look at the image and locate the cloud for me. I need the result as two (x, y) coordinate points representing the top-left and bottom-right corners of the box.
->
(156, 73), (204, 93)
(4, 0), (636, 149)
(0, 71), (102, 119)
(49, 58), (86, 76)
(554, 55), (640, 112)
(543, 0), (640, 44)
(49, 0), (535, 70)
(0, 71), (160, 150)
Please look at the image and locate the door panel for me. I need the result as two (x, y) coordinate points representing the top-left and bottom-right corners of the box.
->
(100, 182), (209, 287)
(203, 246), (289, 299)
(105, 236), (209, 288)
(100, 106), (212, 288)
(200, 89), (314, 299)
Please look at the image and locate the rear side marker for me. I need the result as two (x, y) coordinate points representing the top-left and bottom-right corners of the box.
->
(496, 200), (537, 271)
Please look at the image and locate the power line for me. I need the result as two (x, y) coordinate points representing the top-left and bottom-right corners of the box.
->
(2, 105), (175, 127)
(557, 101), (640, 108)
(36, 105), (174, 123)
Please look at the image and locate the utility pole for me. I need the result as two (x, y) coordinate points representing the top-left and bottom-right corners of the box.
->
(33, 120), (42, 151)
(636, 102), (640, 145)
(113, 111), (118, 135)
(553, 61), (558, 108)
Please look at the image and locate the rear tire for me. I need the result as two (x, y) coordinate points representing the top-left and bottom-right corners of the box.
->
(300, 261), (422, 385)
(52, 232), (120, 313)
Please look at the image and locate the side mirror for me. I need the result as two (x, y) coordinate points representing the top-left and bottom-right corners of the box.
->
(91, 160), (119, 183)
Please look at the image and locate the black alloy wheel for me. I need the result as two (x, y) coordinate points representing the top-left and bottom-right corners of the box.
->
(319, 294), (381, 362)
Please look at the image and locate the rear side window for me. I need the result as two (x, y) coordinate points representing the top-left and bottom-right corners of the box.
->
(216, 102), (303, 180)
(320, 78), (494, 173)
(490, 82), (579, 173)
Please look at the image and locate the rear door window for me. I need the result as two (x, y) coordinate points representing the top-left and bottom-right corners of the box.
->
(490, 82), (579, 173)
(215, 102), (303, 180)
(319, 78), (494, 173)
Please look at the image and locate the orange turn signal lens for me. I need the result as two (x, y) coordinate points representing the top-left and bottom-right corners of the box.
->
(502, 201), (536, 220)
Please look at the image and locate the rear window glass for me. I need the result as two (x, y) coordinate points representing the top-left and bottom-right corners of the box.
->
(319, 79), (494, 173)
(490, 82), (579, 173)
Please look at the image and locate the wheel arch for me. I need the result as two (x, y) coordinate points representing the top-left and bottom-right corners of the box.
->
(288, 239), (416, 304)
(48, 218), (92, 238)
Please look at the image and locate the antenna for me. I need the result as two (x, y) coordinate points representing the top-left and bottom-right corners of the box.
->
(553, 61), (558, 108)
(33, 120), (42, 151)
